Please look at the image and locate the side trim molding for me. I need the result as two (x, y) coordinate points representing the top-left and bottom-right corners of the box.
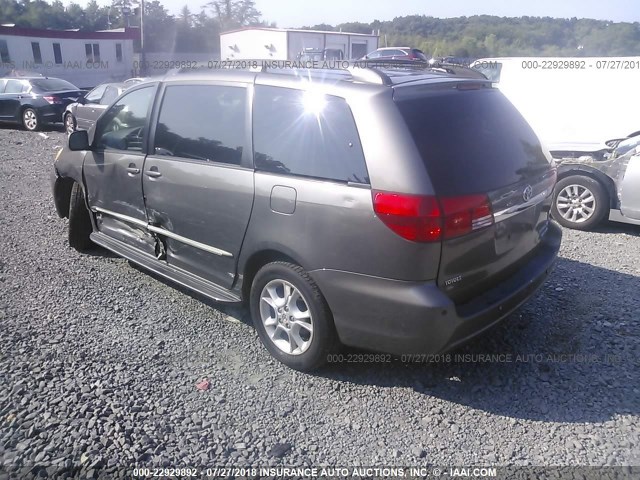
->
(92, 206), (233, 258)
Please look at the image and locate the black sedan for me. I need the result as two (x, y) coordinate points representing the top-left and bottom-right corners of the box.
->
(0, 77), (85, 131)
(63, 82), (130, 134)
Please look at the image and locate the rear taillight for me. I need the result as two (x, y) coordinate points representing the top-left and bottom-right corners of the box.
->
(43, 96), (62, 104)
(372, 191), (442, 242)
(440, 195), (493, 239)
(373, 191), (494, 242)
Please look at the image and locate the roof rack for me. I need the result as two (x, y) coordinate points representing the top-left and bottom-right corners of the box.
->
(170, 58), (487, 84)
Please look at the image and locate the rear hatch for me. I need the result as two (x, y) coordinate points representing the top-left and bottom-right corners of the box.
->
(395, 83), (556, 304)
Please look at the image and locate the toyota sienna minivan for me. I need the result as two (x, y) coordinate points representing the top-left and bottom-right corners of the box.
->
(52, 65), (561, 370)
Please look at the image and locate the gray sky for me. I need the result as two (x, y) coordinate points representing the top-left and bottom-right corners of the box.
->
(84, 0), (640, 24)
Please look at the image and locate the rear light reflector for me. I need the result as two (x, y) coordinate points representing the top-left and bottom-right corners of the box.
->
(373, 191), (494, 242)
(43, 96), (62, 104)
(372, 191), (442, 242)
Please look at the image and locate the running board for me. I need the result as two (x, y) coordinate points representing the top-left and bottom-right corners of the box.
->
(90, 232), (241, 303)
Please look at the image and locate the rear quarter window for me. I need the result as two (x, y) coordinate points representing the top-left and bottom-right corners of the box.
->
(252, 85), (369, 184)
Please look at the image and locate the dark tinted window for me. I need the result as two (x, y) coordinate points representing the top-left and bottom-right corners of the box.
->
(96, 86), (154, 152)
(85, 43), (100, 62)
(153, 85), (245, 165)
(53, 43), (62, 64)
(396, 88), (549, 196)
(30, 78), (77, 91)
(253, 86), (369, 184)
(0, 40), (10, 63)
(31, 42), (42, 64)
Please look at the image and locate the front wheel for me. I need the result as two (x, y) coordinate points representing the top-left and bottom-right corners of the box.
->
(551, 175), (609, 230)
(68, 182), (93, 251)
(250, 262), (338, 371)
(22, 108), (39, 131)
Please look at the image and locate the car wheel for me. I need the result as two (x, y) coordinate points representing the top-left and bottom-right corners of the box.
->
(250, 261), (338, 371)
(22, 108), (39, 131)
(64, 113), (76, 134)
(68, 182), (93, 251)
(552, 175), (608, 230)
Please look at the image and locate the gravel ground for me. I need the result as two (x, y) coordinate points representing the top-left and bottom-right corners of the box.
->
(0, 126), (639, 477)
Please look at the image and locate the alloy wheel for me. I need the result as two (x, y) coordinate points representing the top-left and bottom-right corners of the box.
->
(259, 279), (314, 355)
(23, 110), (38, 130)
(556, 184), (596, 223)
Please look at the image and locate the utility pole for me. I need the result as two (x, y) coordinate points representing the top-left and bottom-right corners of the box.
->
(140, 0), (146, 76)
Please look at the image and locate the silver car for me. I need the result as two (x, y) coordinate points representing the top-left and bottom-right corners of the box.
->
(549, 133), (640, 229)
(52, 67), (561, 370)
(63, 82), (130, 134)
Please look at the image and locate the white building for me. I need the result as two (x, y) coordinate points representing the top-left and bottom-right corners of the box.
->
(0, 25), (138, 88)
(220, 27), (379, 61)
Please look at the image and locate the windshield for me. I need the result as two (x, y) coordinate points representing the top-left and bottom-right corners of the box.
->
(30, 78), (78, 92)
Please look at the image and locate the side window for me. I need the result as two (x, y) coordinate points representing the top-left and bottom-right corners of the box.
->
(85, 84), (107, 103)
(95, 86), (154, 152)
(4, 80), (25, 94)
(253, 86), (369, 184)
(153, 84), (245, 165)
(100, 86), (119, 105)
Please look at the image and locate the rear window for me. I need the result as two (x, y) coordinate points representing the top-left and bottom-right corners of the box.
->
(396, 88), (549, 196)
(30, 78), (77, 92)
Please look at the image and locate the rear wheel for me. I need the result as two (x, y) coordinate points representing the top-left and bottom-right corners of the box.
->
(64, 113), (76, 134)
(68, 182), (93, 251)
(552, 175), (608, 230)
(22, 108), (39, 131)
(250, 261), (338, 371)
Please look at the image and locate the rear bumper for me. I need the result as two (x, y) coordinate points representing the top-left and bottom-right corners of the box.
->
(37, 105), (66, 124)
(310, 220), (562, 355)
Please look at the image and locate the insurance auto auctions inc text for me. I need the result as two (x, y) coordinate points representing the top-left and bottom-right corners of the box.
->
(254, 466), (497, 477)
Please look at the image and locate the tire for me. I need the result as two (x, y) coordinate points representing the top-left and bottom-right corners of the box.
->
(551, 175), (609, 230)
(250, 261), (338, 371)
(22, 108), (40, 131)
(68, 182), (93, 252)
(64, 113), (76, 134)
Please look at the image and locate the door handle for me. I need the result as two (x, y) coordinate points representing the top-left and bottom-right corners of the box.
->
(126, 166), (140, 175)
(145, 168), (162, 178)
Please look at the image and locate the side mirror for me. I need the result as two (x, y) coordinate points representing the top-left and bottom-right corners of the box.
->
(69, 130), (90, 151)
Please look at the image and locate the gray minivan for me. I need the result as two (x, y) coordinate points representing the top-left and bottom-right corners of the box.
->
(51, 66), (561, 370)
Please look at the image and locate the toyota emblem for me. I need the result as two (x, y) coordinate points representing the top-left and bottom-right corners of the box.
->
(523, 185), (533, 202)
